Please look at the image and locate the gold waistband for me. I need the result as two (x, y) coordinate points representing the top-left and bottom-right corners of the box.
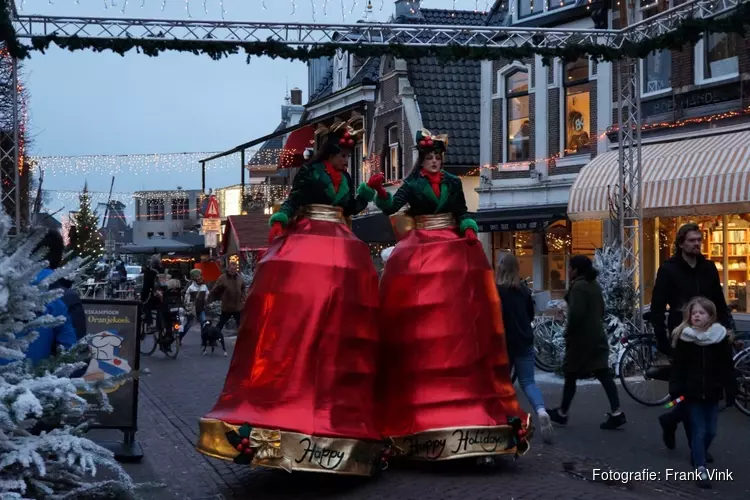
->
(415, 213), (456, 230)
(298, 204), (346, 224)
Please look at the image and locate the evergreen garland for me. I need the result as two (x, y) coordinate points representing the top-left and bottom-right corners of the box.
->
(0, 1), (747, 63)
(71, 185), (104, 262)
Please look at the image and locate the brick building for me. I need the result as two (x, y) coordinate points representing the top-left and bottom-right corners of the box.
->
(476, 1), (609, 296)
(567, 1), (750, 308)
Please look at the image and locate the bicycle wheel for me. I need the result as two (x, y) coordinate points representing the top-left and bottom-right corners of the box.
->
(533, 318), (564, 373)
(618, 338), (670, 406)
(139, 323), (158, 356)
(733, 348), (750, 417)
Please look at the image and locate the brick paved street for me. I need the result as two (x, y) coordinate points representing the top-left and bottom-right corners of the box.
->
(103, 328), (749, 500)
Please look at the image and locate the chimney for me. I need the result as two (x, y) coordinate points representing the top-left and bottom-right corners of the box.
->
(290, 88), (303, 105)
(395, 0), (421, 19)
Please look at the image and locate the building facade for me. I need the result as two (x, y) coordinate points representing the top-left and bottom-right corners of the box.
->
(567, 2), (750, 309)
(132, 189), (202, 244)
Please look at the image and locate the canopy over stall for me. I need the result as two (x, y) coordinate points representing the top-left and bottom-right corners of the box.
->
(119, 236), (194, 254)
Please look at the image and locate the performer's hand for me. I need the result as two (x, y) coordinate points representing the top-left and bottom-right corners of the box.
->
(267, 222), (284, 244)
(367, 173), (388, 199)
(464, 228), (478, 245)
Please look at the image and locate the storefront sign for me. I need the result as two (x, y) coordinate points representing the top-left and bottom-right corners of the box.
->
(202, 218), (221, 232)
(79, 300), (141, 431)
(477, 220), (554, 233)
(642, 83), (741, 118)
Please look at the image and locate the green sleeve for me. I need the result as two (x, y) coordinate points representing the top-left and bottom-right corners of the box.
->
(452, 178), (477, 235)
(276, 166), (311, 224)
(374, 183), (409, 215)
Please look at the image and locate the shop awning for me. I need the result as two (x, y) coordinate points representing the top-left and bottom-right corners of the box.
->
(278, 125), (315, 169)
(221, 213), (270, 254)
(568, 130), (750, 220)
(474, 204), (568, 232)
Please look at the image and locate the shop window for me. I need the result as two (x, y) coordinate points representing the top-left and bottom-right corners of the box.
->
(171, 197), (189, 220)
(506, 71), (530, 162)
(385, 125), (402, 182)
(563, 58), (591, 155)
(146, 199), (165, 221)
(696, 32), (740, 83)
(638, 0), (672, 95)
(545, 221), (570, 294)
(517, 0), (535, 18)
(548, 0), (575, 10)
(571, 220), (603, 256)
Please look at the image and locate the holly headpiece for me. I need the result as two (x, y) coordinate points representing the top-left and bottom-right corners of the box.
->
(415, 129), (448, 154)
(314, 114), (364, 153)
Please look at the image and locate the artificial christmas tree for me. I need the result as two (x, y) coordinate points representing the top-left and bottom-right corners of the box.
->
(0, 207), (137, 499)
(71, 184), (103, 261)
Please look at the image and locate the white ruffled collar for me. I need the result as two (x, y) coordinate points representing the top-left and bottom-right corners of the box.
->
(679, 323), (727, 346)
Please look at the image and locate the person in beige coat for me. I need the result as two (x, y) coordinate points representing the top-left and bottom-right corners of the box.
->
(207, 261), (246, 333)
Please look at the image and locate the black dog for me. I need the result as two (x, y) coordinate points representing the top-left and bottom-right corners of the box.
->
(201, 321), (227, 356)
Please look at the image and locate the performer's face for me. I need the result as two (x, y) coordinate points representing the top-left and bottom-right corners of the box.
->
(422, 152), (442, 173)
(330, 151), (350, 171)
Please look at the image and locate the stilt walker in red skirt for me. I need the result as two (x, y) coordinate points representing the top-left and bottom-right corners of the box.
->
(196, 117), (388, 476)
(368, 129), (532, 462)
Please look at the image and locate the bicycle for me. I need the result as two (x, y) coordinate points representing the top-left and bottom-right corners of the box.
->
(731, 338), (750, 417)
(532, 302), (566, 373)
(139, 309), (181, 359)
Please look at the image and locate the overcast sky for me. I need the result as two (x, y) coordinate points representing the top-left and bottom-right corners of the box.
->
(21, 0), (477, 221)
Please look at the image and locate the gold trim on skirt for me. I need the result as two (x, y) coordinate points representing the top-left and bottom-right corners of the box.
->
(196, 418), (383, 476)
(390, 417), (533, 461)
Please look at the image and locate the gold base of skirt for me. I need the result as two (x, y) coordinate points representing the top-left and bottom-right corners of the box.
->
(389, 416), (533, 461)
(196, 418), (383, 476)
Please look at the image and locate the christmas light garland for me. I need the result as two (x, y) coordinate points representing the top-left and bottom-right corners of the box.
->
(2, 1), (748, 63)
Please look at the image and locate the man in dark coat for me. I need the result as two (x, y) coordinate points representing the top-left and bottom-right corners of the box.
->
(651, 223), (735, 454)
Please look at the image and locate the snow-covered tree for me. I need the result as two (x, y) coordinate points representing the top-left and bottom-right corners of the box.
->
(594, 244), (637, 369)
(0, 208), (137, 499)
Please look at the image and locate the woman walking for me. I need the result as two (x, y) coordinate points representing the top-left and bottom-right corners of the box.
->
(496, 252), (553, 443)
(547, 255), (626, 430)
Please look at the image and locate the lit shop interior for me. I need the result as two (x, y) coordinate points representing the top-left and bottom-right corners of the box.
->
(490, 220), (604, 299)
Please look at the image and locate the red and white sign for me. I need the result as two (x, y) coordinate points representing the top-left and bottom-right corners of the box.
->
(204, 195), (220, 219)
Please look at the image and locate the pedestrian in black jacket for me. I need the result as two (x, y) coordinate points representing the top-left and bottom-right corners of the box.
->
(651, 223), (735, 454)
(669, 296), (735, 489)
(495, 252), (553, 443)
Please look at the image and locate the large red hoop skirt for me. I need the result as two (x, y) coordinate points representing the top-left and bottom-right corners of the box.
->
(377, 226), (530, 460)
(196, 214), (384, 475)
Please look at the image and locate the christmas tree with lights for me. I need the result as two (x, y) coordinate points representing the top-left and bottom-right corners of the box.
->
(71, 184), (104, 261)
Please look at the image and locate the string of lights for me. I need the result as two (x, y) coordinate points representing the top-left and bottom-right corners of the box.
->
(31, 149), (296, 175)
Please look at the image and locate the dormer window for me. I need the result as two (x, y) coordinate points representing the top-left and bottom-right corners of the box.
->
(517, 0), (576, 20)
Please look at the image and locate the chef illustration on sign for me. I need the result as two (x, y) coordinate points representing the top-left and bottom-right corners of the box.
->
(82, 330), (132, 393)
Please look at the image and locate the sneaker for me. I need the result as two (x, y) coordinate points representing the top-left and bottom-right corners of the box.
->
(600, 412), (626, 430)
(546, 408), (568, 425)
(658, 413), (676, 449)
(696, 466), (711, 489)
(537, 409), (554, 443)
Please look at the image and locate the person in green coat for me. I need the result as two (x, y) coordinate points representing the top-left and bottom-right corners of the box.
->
(547, 255), (626, 430)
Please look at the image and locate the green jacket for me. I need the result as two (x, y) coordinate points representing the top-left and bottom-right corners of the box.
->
(269, 162), (375, 227)
(374, 171), (478, 234)
(563, 276), (610, 375)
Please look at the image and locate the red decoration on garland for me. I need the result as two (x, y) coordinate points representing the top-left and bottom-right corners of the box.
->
(339, 138), (346, 145)
(347, 138), (354, 146)
(343, 131), (350, 138)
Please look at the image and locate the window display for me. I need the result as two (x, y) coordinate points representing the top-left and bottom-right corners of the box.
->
(564, 59), (591, 155)
(506, 71), (530, 162)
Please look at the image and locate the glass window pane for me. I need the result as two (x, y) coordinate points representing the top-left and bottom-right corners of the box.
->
(643, 51), (671, 92)
(705, 32), (739, 79)
(565, 86), (591, 155)
(549, 0), (576, 10)
(507, 95), (530, 161)
(506, 71), (528, 95)
(565, 58), (588, 83)
(518, 0), (535, 17)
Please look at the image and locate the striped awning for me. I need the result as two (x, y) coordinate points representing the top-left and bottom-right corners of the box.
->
(568, 130), (750, 220)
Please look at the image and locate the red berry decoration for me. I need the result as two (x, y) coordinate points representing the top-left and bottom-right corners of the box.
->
(347, 138), (354, 146)
(236, 444), (244, 451)
(241, 438), (249, 446)
(244, 448), (253, 455)
(518, 429), (528, 438)
(419, 140), (426, 147)
(339, 138), (346, 145)
(426, 139), (433, 146)
(343, 131), (350, 138)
